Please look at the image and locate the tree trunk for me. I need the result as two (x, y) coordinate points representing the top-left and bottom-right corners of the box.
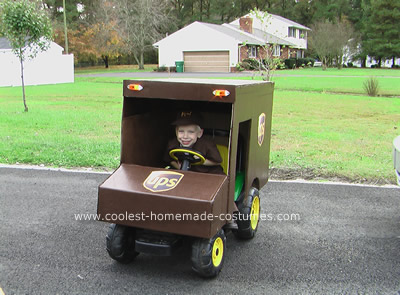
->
(322, 56), (328, 70)
(133, 53), (140, 69)
(139, 52), (144, 70)
(199, 0), (203, 21)
(19, 54), (28, 112)
(337, 55), (343, 69)
(361, 56), (366, 68)
(102, 55), (109, 68)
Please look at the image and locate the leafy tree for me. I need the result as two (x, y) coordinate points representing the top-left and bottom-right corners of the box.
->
(42, 0), (84, 29)
(89, 0), (122, 68)
(171, 0), (187, 28)
(54, 25), (97, 66)
(89, 22), (121, 68)
(363, 0), (400, 67)
(0, 0), (53, 112)
(293, 0), (315, 27)
(346, 0), (369, 67)
(271, 0), (296, 20)
(211, 0), (240, 23)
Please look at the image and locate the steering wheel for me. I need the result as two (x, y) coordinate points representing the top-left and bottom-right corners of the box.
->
(169, 148), (206, 171)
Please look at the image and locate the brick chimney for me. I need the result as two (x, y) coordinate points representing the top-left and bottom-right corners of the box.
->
(239, 17), (253, 34)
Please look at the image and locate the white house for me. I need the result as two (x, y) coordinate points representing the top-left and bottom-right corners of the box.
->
(343, 42), (400, 68)
(0, 37), (74, 87)
(153, 12), (310, 72)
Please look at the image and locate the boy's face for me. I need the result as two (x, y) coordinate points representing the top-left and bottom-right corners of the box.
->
(176, 124), (203, 148)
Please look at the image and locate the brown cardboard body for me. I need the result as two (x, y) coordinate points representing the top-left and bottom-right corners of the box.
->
(98, 79), (274, 239)
(98, 164), (228, 238)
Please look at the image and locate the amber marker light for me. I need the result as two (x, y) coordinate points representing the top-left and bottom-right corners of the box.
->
(127, 84), (143, 91)
(213, 89), (230, 97)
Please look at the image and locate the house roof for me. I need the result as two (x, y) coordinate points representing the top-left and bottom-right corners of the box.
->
(269, 13), (310, 30)
(233, 12), (310, 31)
(154, 21), (296, 47)
(0, 37), (63, 51)
(202, 22), (265, 45)
(203, 22), (297, 46)
(226, 24), (295, 46)
(154, 13), (309, 48)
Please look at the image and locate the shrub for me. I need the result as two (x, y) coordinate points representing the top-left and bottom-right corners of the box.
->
(154, 65), (168, 72)
(284, 58), (296, 69)
(284, 58), (315, 69)
(241, 58), (260, 70)
(276, 63), (286, 70)
(235, 63), (245, 72)
(363, 76), (380, 97)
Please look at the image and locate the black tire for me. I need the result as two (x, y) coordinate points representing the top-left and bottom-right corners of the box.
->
(106, 223), (139, 264)
(191, 229), (226, 278)
(234, 187), (260, 239)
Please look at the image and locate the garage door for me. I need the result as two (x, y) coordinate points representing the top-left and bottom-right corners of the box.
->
(183, 51), (230, 72)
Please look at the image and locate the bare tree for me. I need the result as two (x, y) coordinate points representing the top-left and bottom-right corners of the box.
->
(111, 0), (172, 69)
(248, 9), (284, 81)
(330, 20), (355, 69)
(310, 20), (355, 70)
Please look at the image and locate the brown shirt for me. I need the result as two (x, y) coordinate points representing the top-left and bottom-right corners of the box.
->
(164, 137), (224, 174)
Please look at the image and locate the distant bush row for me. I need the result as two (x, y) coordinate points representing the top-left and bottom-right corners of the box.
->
(239, 58), (316, 71)
(284, 58), (315, 69)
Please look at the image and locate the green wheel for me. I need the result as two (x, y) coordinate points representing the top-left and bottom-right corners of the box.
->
(191, 229), (226, 278)
(106, 224), (139, 264)
(234, 187), (260, 239)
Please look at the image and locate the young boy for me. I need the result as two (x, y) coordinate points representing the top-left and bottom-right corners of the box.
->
(164, 111), (224, 174)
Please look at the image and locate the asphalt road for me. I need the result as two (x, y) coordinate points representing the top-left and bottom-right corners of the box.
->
(76, 71), (400, 79)
(1, 167), (400, 294)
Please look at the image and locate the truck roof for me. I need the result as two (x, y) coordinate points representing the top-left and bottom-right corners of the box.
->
(138, 78), (272, 86)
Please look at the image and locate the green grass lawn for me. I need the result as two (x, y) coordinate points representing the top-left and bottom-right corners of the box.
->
(0, 80), (122, 168)
(275, 67), (400, 77)
(0, 68), (399, 184)
(271, 90), (399, 183)
(273, 75), (400, 96)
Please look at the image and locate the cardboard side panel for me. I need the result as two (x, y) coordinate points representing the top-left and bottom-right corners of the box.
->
(228, 82), (274, 213)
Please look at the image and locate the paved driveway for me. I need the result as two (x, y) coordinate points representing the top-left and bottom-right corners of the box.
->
(0, 167), (399, 294)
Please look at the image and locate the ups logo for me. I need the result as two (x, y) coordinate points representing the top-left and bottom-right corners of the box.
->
(258, 113), (266, 146)
(143, 171), (184, 192)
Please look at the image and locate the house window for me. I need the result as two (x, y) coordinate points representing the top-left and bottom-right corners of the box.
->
(296, 50), (304, 58)
(299, 30), (306, 39)
(248, 46), (257, 58)
(288, 27), (296, 38)
(273, 45), (281, 57)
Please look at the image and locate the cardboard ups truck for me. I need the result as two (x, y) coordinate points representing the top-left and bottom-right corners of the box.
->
(98, 79), (274, 277)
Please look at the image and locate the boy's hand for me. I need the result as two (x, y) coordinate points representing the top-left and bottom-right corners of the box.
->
(203, 159), (221, 166)
(171, 160), (181, 169)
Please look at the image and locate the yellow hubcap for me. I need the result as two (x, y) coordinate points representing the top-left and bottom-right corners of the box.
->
(212, 237), (224, 267)
(250, 196), (260, 230)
